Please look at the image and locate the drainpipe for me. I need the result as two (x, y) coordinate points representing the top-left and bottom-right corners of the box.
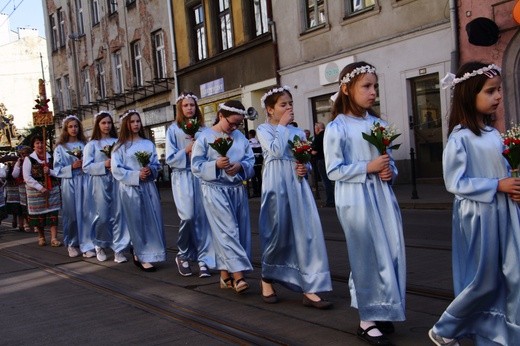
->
(449, 0), (460, 73)
(168, 0), (179, 109)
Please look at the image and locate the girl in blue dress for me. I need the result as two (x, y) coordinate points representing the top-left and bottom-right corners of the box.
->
(111, 110), (166, 272)
(429, 62), (520, 345)
(54, 115), (91, 258)
(191, 100), (255, 293)
(324, 62), (405, 346)
(166, 92), (214, 278)
(83, 111), (130, 263)
(257, 86), (332, 309)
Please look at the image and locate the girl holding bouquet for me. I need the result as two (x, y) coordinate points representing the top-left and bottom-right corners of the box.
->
(256, 86), (332, 309)
(324, 61), (405, 345)
(191, 100), (255, 293)
(111, 110), (166, 272)
(54, 115), (91, 258)
(428, 62), (520, 345)
(166, 92), (214, 277)
(83, 111), (130, 263)
(23, 135), (61, 247)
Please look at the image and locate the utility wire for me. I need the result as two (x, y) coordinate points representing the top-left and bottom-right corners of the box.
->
(0, 0), (26, 30)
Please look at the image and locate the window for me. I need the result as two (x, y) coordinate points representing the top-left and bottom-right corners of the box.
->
(305, 0), (325, 29)
(193, 4), (207, 60)
(75, 0), (84, 35)
(107, 0), (117, 14)
(253, 0), (268, 36)
(96, 60), (106, 99)
(347, 0), (375, 14)
(113, 51), (124, 94)
(152, 31), (166, 79)
(91, 0), (100, 25)
(55, 78), (63, 111)
(63, 75), (71, 110)
(58, 9), (66, 47)
(131, 41), (143, 87)
(50, 14), (58, 50)
(218, 0), (233, 50)
(82, 67), (91, 104)
(126, 0), (136, 6)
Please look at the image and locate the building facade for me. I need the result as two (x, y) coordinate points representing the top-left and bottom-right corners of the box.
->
(171, 0), (276, 129)
(42, 0), (176, 155)
(273, 0), (453, 180)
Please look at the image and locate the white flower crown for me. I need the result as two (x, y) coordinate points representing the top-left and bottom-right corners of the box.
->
(120, 109), (139, 122)
(441, 64), (501, 89)
(340, 65), (376, 85)
(219, 103), (247, 115)
(260, 85), (291, 109)
(62, 114), (80, 127)
(94, 110), (112, 120)
(175, 93), (198, 104)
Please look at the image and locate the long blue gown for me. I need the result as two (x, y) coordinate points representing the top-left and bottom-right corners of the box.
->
(82, 138), (130, 253)
(191, 128), (254, 273)
(433, 125), (520, 345)
(111, 138), (166, 263)
(257, 123), (332, 293)
(324, 113), (406, 321)
(54, 142), (91, 251)
(165, 123), (215, 267)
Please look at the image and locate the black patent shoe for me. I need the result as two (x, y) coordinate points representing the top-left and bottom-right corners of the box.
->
(357, 326), (394, 345)
(375, 321), (395, 334)
(302, 295), (333, 309)
(131, 248), (156, 272)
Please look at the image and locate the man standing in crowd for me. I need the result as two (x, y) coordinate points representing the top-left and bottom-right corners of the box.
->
(312, 122), (334, 207)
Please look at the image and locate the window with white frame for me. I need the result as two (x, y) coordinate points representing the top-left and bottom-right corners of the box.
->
(91, 0), (100, 25)
(107, 0), (117, 14)
(113, 51), (124, 94)
(50, 14), (58, 50)
(55, 78), (63, 111)
(63, 75), (71, 110)
(75, 0), (84, 35)
(58, 8), (66, 47)
(82, 67), (91, 104)
(153, 31), (166, 79)
(96, 60), (106, 99)
(347, 0), (375, 15)
(218, 0), (233, 50)
(131, 41), (143, 87)
(253, 0), (268, 36)
(193, 4), (207, 61)
(305, 0), (325, 29)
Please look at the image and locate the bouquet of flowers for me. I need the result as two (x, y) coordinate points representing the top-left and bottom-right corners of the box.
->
(33, 95), (50, 113)
(66, 147), (83, 159)
(501, 123), (520, 177)
(135, 151), (151, 167)
(209, 135), (234, 157)
(180, 118), (200, 138)
(362, 121), (401, 154)
(100, 143), (115, 159)
(288, 135), (313, 181)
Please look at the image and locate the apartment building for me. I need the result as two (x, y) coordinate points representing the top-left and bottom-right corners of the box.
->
(42, 0), (176, 154)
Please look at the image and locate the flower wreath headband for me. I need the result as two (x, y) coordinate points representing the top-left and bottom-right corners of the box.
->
(441, 64), (501, 89)
(260, 85), (291, 109)
(176, 93), (198, 104)
(219, 103), (247, 115)
(340, 65), (376, 85)
(120, 109), (139, 122)
(94, 111), (113, 120)
(62, 114), (80, 127)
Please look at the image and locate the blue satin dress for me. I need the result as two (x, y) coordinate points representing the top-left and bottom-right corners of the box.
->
(433, 125), (520, 345)
(165, 123), (215, 267)
(82, 138), (130, 253)
(111, 138), (166, 263)
(324, 113), (406, 322)
(54, 142), (91, 251)
(191, 128), (254, 273)
(257, 123), (332, 293)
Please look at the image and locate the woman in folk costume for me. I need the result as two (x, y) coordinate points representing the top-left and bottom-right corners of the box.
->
(22, 135), (61, 247)
(256, 85), (332, 309)
(5, 158), (23, 231)
(12, 145), (32, 232)
(111, 110), (166, 272)
(165, 92), (214, 277)
(54, 115), (91, 258)
(82, 111), (130, 263)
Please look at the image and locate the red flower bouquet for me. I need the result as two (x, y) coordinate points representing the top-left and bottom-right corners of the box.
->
(288, 135), (313, 181)
(180, 118), (200, 138)
(33, 95), (50, 113)
(362, 121), (401, 154)
(209, 135), (233, 156)
(502, 123), (520, 177)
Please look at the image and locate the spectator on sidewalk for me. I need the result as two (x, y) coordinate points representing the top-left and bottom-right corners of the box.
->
(312, 122), (334, 207)
(248, 129), (263, 197)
